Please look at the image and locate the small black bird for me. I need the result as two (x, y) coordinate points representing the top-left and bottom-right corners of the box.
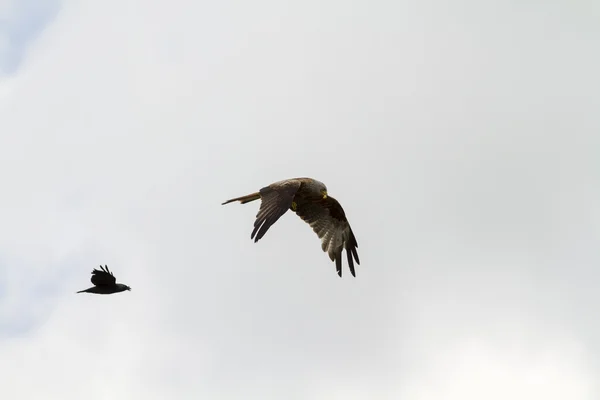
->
(77, 265), (131, 295)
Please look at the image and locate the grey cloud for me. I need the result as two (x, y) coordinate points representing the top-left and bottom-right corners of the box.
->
(0, 0), (598, 398)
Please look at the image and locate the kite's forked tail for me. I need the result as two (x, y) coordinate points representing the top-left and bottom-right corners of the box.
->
(222, 192), (261, 205)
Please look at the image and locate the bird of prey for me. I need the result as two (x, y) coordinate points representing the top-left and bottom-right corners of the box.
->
(222, 177), (360, 277)
(76, 265), (131, 295)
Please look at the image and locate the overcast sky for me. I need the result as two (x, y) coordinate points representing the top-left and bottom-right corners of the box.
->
(0, 0), (599, 399)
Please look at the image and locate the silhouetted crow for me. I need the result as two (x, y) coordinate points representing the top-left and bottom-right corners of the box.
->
(77, 265), (131, 295)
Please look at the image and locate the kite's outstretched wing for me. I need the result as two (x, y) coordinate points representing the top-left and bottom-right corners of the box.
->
(295, 195), (360, 277)
(250, 179), (302, 242)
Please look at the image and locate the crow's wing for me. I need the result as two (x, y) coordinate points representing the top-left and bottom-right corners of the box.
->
(91, 265), (116, 286)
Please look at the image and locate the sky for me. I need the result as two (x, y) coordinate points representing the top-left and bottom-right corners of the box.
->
(0, 0), (599, 399)
(0, 0), (59, 76)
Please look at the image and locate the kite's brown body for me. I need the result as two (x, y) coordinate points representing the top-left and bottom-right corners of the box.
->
(223, 177), (360, 277)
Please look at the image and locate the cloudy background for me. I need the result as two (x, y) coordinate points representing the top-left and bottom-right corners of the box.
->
(0, 0), (599, 398)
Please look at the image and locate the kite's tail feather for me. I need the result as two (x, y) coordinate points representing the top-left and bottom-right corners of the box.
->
(222, 192), (261, 205)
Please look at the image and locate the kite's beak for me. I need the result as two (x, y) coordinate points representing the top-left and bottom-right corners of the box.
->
(322, 190), (328, 199)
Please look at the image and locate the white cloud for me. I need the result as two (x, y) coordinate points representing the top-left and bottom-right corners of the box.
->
(0, 0), (598, 399)
(398, 332), (595, 400)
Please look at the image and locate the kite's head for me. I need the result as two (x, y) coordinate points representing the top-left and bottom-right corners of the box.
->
(310, 179), (328, 198)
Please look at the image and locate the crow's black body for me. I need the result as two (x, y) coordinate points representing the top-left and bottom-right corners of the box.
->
(77, 265), (131, 295)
